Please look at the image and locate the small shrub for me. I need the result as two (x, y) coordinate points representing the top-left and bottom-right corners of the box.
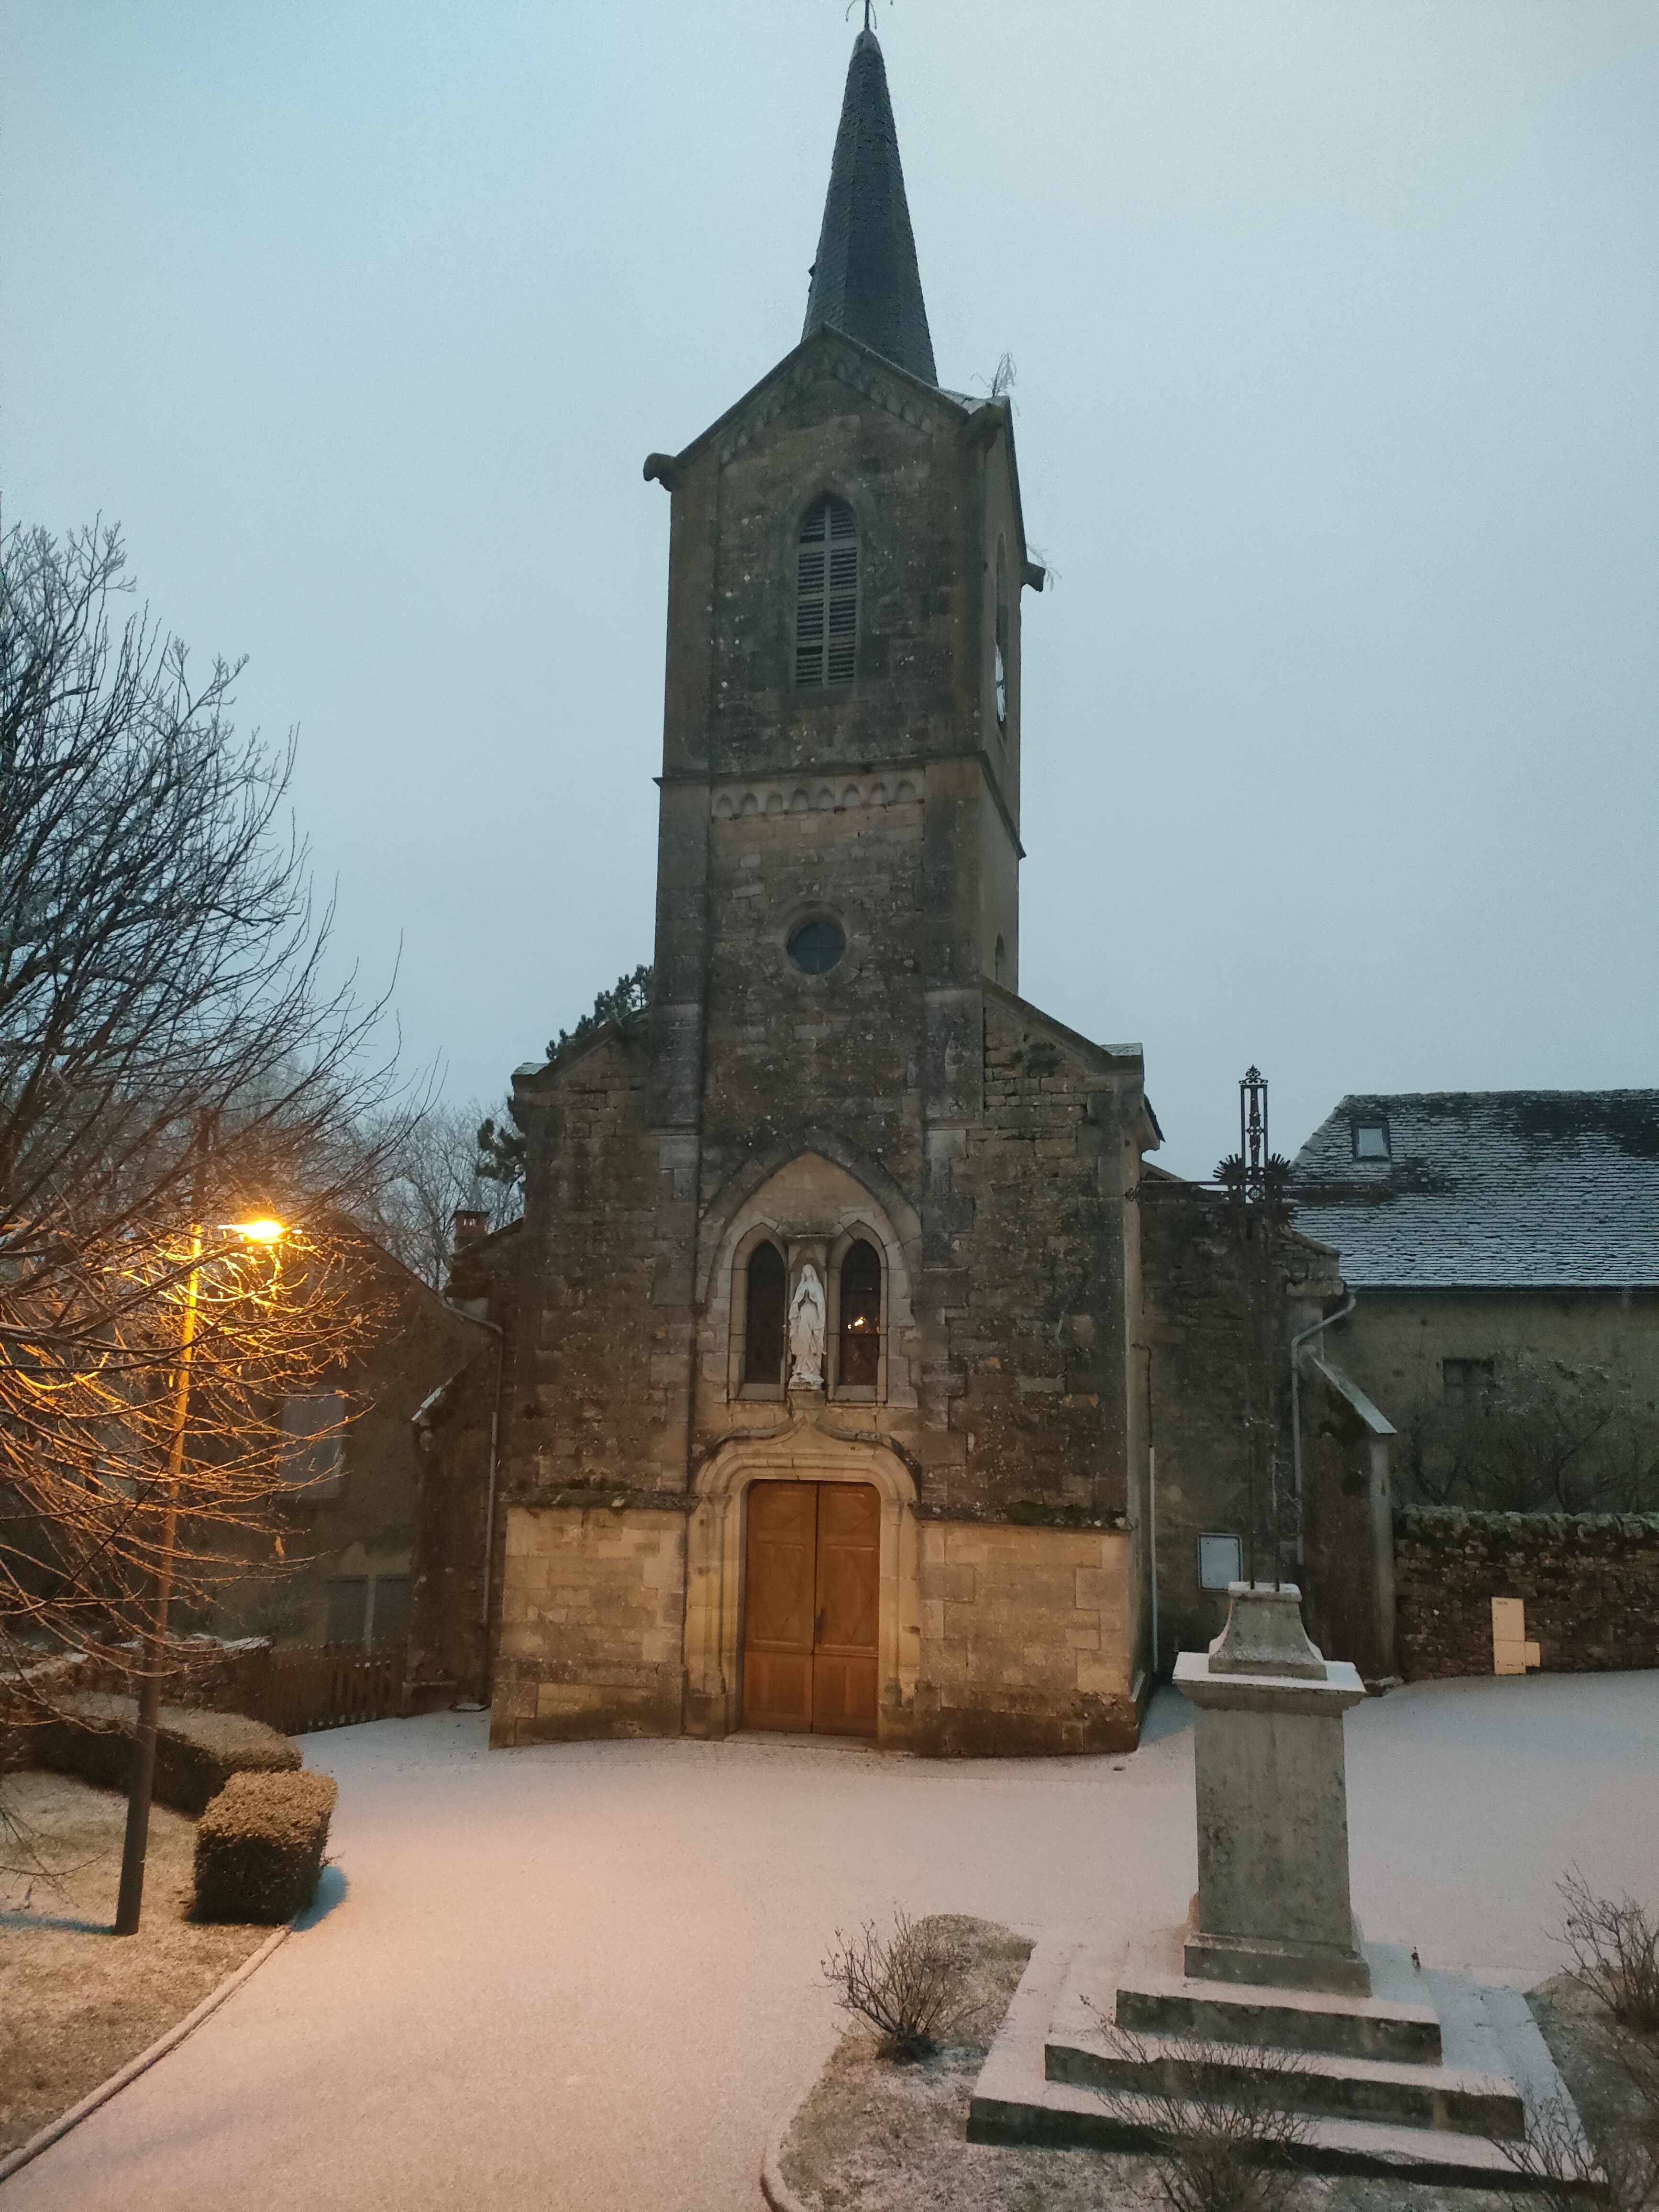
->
(1502, 2088), (1659, 2212)
(1500, 2093), (1609, 2212)
(822, 1911), (971, 2061)
(193, 1769), (337, 1924)
(1559, 1870), (1659, 2032)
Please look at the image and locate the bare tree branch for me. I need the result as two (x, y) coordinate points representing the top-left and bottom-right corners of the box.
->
(0, 520), (421, 1705)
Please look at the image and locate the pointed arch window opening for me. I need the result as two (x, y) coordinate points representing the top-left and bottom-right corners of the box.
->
(743, 1239), (788, 1388)
(796, 496), (858, 690)
(837, 1239), (882, 1391)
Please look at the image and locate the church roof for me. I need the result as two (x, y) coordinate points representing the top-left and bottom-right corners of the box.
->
(802, 30), (937, 387)
(1290, 1090), (1659, 1291)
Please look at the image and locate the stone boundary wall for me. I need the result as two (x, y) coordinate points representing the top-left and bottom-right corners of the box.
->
(6, 1637), (273, 1718)
(1394, 1507), (1659, 1680)
(3, 1638), (276, 1772)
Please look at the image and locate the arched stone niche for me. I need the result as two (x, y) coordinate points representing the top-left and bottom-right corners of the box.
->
(698, 1150), (917, 1410)
(682, 1424), (920, 1743)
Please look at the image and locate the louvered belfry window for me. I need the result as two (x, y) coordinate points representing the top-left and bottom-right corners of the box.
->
(796, 495), (858, 688)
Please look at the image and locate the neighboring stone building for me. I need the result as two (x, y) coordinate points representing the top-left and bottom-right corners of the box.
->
(409, 31), (1394, 1746)
(1291, 1090), (1659, 1507)
(210, 1240), (487, 1653)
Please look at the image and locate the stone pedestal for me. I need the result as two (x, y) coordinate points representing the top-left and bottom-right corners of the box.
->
(967, 1581), (1595, 2186)
(1177, 1582), (1371, 1997)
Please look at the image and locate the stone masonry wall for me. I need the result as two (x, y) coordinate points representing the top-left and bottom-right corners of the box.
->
(1394, 1506), (1659, 1680)
(491, 1505), (686, 1746)
(696, 775), (929, 1215)
(904, 1521), (1137, 1755)
(944, 993), (1142, 1525)
(1138, 1182), (1346, 1673)
(509, 1029), (669, 1496)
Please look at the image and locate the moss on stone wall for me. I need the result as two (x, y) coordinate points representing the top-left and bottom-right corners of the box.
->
(1394, 1505), (1659, 1680)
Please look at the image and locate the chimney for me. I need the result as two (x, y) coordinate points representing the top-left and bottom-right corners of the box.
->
(451, 1209), (488, 1250)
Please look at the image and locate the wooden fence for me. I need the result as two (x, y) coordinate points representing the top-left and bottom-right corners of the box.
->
(255, 1644), (408, 1736)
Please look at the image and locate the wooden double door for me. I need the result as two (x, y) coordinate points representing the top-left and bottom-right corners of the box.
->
(741, 1481), (880, 1736)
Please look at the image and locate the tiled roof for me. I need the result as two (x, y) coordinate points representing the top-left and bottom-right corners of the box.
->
(802, 31), (937, 386)
(1289, 1091), (1659, 1290)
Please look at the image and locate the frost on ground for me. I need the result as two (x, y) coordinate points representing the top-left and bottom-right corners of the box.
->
(776, 1918), (1653, 2212)
(0, 1769), (266, 2155)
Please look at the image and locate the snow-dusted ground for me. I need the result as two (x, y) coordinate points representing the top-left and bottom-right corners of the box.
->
(9, 1670), (1656, 2212)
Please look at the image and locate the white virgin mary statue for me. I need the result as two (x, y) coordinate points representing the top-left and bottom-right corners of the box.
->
(788, 1262), (827, 1391)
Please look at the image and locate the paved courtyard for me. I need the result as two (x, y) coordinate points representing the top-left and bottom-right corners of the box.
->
(8, 1670), (1657, 2212)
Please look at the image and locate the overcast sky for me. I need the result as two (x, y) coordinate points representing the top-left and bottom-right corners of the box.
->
(6, 0), (1656, 1179)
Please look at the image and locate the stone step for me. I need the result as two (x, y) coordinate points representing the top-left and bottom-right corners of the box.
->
(1051, 1934), (1520, 2138)
(1110, 1929), (1443, 2064)
(1046, 2022), (1524, 2139)
(969, 1934), (1596, 2191)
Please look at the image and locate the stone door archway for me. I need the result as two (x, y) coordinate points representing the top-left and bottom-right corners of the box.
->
(684, 1425), (919, 1743)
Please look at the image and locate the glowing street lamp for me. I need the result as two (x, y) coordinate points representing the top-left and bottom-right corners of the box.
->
(114, 1210), (286, 1935)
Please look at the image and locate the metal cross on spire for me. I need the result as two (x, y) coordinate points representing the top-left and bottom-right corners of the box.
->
(1240, 1066), (1269, 1185)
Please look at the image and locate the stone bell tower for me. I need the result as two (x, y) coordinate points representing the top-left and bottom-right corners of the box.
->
(641, 21), (1044, 1285)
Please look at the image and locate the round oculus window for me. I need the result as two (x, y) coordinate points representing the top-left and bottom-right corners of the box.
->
(786, 917), (846, 974)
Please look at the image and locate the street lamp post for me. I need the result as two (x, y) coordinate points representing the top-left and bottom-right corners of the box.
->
(114, 1218), (203, 1936)
(114, 1209), (285, 1937)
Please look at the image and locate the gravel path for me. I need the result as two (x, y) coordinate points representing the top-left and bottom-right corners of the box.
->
(7, 1670), (1655, 2212)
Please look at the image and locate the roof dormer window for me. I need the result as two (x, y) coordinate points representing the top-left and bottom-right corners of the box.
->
(1351, 1118), (1391, 1161)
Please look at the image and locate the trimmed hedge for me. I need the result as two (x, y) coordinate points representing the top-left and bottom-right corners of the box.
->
(193, 1769), (338, 1924)
(33, 1692), (300, 1815)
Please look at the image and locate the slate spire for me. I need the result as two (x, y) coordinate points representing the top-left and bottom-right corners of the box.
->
(802, 29), (937, 386)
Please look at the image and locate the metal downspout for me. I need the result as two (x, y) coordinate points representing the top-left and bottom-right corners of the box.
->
(441, 1303), (506, 1657)
(473, 1317), (506, 1637)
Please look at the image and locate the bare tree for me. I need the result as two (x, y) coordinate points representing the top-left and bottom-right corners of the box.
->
(0, 521), (414, 1712)
(1401, 1354), (1659, 1514)
(373, 1097), (521, 1290)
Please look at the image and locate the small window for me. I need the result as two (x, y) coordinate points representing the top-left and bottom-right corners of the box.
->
(281, 1394), (345, 1492)
(369, 1574), (412, 1647)
(325, 1576), (368, 1647)
(838, 1240), (882, 1389)
(1351, 1119), (1391, 1161)
(787, 917), (846, 974)
(744, 1242), (786, 1386)
(1443, 1358), (1493, 1409)
(796, 495), (857, 689)
(1197, 1533), (1243, 1592)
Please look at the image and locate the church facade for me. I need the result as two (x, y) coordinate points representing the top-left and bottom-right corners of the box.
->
(409, 33), (1386, 1752)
